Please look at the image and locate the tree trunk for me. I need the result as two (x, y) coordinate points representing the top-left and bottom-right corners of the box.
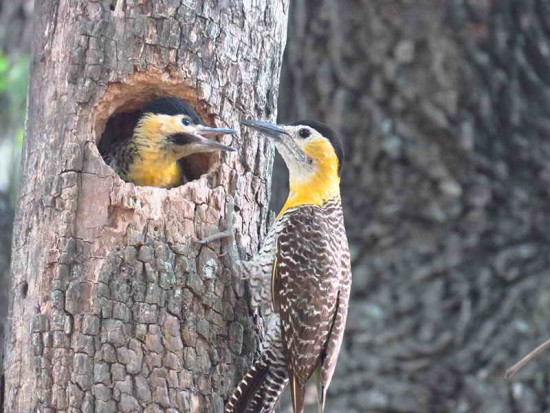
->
(280, 0), (550, 411)
(4, 1), (288, 412)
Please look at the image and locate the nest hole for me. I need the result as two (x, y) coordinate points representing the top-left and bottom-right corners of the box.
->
(95, 79), (220, 187)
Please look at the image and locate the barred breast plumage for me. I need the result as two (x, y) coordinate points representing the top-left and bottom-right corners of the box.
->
(226, 197), (351, 413)
(275, 197), (351, 412)
(225, 119), (350, 413)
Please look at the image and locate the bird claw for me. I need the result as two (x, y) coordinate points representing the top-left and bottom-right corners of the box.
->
(196, 196), (241, 266)
(195, 229), (234, 244)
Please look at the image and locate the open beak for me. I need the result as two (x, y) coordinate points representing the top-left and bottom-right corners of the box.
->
(240, 120), (288, 140)
(190, 125), (237, 152)
(195, 125), (237, 138)
(192, 136), (236, 151)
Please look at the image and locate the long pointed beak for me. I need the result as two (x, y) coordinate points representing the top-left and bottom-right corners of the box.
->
(169, 129), (236, 151)
(195, 125), (237, 138)
(242, 119), (311, 166)
(190, 134), (236, 152)
(191, 125), (237, 151)
(241, 119), (288, 140)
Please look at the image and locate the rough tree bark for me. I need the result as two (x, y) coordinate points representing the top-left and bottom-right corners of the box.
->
(4, 1), (288, 412)
(279, 0), (550, 411)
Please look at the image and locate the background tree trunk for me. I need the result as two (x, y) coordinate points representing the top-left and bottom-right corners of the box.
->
(0, 0), (34, 55)
(0, 0), (34, 408)
(4, 1), (288, 412)
(279, 0), (550, 411)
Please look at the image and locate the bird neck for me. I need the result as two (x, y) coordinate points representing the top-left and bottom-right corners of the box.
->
(128, 135), (183, 188)
(279, 166), (341, 216)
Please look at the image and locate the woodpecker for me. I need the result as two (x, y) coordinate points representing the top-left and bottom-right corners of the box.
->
(103, 96), (236, 188)
(217, 119), (351, 413)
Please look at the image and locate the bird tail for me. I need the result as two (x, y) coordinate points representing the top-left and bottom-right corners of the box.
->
(226, 345), (288, 413)
(315, 363), (326, 413)
(290, 375), (307, 413)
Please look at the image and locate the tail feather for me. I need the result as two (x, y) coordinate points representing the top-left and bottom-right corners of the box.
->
(229, 359), (270, 412)
(290, 375), (307, 413)
(226, 346), (288, 413)
(315, 363), (325, 413)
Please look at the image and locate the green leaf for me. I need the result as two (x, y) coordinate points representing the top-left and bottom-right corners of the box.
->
(0, 51), (8, 93)
(16, 128), (25, 148)
(7, 55), (30, 110)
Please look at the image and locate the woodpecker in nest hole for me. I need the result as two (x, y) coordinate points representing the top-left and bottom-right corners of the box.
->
(103, 96), (236, 188)
(200, 120), (351, 413)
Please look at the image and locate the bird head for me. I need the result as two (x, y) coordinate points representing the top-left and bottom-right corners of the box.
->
(133, 97), (236, 159)
(242, 119), (344, 212)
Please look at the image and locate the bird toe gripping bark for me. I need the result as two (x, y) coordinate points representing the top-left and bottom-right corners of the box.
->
(196, 195), (244, 275)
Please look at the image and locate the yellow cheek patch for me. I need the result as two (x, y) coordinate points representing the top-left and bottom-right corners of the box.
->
(279, 137), (340, 215)
(302, 138), (340, 177)
(136, 114), (186, 141)
(160, 115), (187, 136)
(128, 114), (185, 188)
(135, 114), (161, 139)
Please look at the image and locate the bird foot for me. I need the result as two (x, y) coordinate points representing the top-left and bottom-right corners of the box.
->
(197, 196), (241, 266)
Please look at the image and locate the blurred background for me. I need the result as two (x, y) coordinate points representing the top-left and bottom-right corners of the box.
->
(0, 0), (32, 392)
(3, 0), (550, 411)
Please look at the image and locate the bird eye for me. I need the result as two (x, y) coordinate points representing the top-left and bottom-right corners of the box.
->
(298, 128), (311, 138)
(181, 117), (191, 126)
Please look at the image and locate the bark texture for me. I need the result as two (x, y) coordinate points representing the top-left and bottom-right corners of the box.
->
(5, 1), (288, 412)
(279, 1), (550, 411)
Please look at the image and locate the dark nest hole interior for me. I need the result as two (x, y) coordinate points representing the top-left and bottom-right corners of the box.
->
(96, 88), (217, 186)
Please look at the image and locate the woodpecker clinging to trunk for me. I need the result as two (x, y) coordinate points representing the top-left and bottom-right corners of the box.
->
(102, 96), (236, 188)
(203, 119), (351, 412)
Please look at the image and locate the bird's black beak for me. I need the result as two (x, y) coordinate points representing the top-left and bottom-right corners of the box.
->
(241, 120), (288, 140)
(242, 119), (311, 166)
(195, 125), (238, 138)
(169, 125), (237, 152)
(193, 125), (237, 151)
(190, 135), (236, 152)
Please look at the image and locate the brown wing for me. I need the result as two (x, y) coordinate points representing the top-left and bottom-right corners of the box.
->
(319, 203), (352, 408)
(274, 206), (342, 410)
(318, 275), (351, 408)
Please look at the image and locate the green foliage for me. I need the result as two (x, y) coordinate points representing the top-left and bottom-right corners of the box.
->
(0, 51), (29, 118)
(0, 52), (8, 93)
(15, 128), (25, 149)
(7, 54), (29, 111)
(0, 51), (30, 203)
